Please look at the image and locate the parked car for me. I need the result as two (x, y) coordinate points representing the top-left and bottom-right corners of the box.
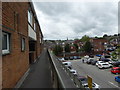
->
(77, 76), (100, 90)
(111, 67), (120, 74)
(64, 57), (69, 60)
(62, 62), (72, 67)
(86, 58), (94, 64)
(96, 54), (102, 57)
(67, 66), (73, 70)
(91, 60), (97, 65)
(104, 55), (112, 60)
(83, 82), (100, 90)
(100, 57), (110, 62)
(96, 61), (110, 69)
(89, 55), (94, 58)
(73, 56), (77, 60)
(58, 57), (65, 62)
(69, 69), (78, 76)
(112, 61), (120, 67)
(70, 56), (74, 60)
(77, 56), (81, 59)
(115, 76), (120, 83)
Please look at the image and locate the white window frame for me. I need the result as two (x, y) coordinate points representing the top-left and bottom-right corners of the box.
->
(28, 10), (31, 23)
(28, 10), (33, 26)
(34, 22), (36, 31)
(2, 32), (10, 54)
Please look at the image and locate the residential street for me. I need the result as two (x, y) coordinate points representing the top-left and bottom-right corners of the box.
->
(20, 48), (52, 88)
(69, 60), (120, 89)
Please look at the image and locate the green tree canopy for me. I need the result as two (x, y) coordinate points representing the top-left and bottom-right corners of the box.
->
(80, 35), (90, 42)
(83, 41), (92, 53)
(65, 43), (70, 52)
(74, 43), (78, 52)
(53, 45), (62, 55)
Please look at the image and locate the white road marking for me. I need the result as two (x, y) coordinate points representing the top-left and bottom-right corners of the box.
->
(108, 81), (120, 88)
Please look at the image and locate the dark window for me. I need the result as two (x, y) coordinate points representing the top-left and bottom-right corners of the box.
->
(2, 32), (10, 54)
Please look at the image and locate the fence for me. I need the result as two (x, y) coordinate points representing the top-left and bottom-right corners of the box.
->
(47, 49), (86, 90)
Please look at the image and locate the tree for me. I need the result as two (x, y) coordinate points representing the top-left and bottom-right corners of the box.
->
(103, 34), (108, 38)
(65, 43), (70, 52)
(80, 35), (90, 42)
(74, 43), (78, 52)
(83, 41), (92, 53)
(53, 45), (62, 55)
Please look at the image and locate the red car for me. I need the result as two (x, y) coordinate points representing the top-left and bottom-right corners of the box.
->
(111, 67), (120, 74)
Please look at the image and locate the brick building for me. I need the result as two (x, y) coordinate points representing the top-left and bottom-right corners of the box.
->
(2, 2), (43, 88)
(90, 38), (108, 52)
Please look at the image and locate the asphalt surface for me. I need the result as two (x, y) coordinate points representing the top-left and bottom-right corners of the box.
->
(69, 59), (120, 89)
(20, 48), (52, 88)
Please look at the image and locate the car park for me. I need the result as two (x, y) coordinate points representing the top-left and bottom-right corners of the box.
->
(115, 76), (120, 83)
(111, 67), (120, 74)
(77, 76), (100, 90)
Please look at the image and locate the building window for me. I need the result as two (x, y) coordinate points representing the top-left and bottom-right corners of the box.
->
(34, 22), (36, 31)
(21, 38), (25, 51)
(28, 10), (33, 26)
(2, 32), (10, 54)
(28, 10), (31, 23)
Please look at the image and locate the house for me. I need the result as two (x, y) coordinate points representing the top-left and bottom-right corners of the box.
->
(2, 2), (43, 88)
(90, 38), (108, 52)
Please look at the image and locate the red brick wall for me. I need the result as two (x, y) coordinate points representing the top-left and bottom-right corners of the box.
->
(2, 2), (29, 88)
(91, 39), (107, 52)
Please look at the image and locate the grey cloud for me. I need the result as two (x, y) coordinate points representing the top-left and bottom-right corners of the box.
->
(33, 2), (118, 40)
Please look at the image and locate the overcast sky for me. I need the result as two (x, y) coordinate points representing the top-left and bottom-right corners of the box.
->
(33, 1), (118, 40)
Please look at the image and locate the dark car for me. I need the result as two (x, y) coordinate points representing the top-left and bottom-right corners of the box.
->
(100, 58), (110, 62)
(77, 76), (87, 84)
(89, 55), (94, 58)
(77, 76), (100, 89)
(91, 60), (97, 65)
(70, 56), (74, 60)
(77, 56), (81, 59)
(87, 58), (94, 64)
(112, 61), (120, 67)
(64, 57), (69, 60)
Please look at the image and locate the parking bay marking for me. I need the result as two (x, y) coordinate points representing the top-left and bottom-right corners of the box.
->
(108, 81), (120, 88)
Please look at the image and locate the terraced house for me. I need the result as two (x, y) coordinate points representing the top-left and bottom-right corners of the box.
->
(2, 2), (43, 88)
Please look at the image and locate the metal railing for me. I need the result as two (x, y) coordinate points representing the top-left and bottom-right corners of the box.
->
(47, 49), (86, 90)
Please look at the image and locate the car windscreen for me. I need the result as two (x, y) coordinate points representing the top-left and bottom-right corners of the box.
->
(105, 56), (111, 58)
(102, 64), (108, 65)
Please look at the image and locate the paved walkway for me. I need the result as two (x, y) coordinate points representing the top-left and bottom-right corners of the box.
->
(20, 48), (52, 88)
